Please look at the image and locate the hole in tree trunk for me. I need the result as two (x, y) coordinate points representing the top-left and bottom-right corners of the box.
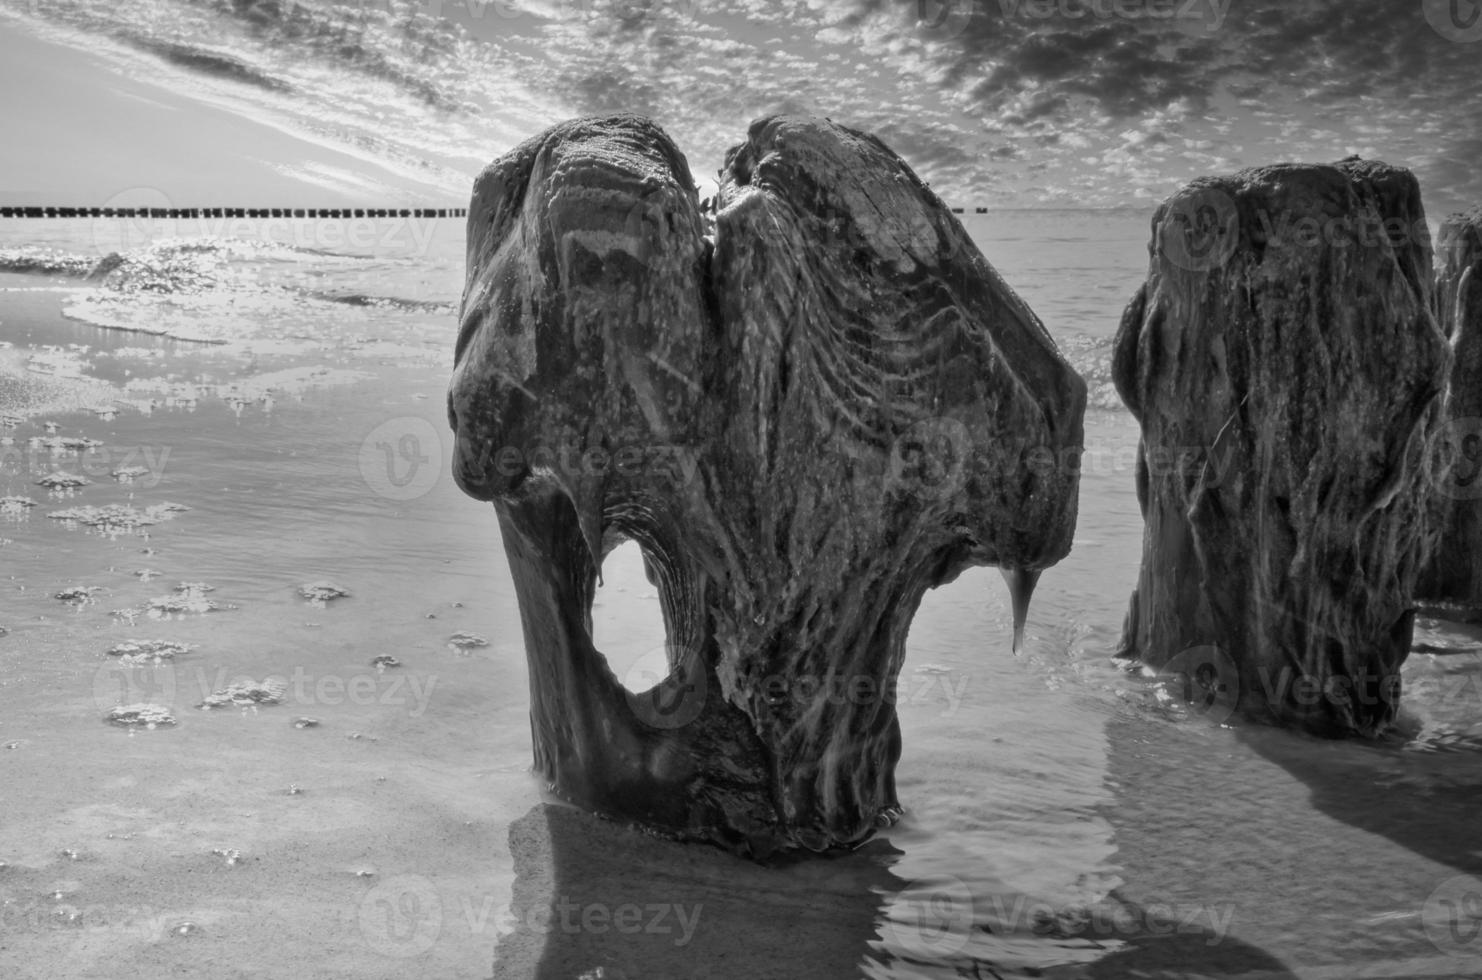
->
(591, 540), (670, 694)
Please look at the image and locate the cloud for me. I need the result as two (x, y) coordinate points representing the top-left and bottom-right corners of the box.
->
(11, 0), (1481, 210)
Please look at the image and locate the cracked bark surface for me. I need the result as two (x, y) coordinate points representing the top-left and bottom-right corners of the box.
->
(1418, 206), (1482, 606)
(1114, 159), (1448, 737)
(448, 114), (1086, 856)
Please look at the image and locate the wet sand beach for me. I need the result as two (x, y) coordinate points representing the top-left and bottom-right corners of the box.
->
(0, 203), (1480, 978)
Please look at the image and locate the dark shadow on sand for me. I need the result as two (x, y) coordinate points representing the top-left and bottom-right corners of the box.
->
(1235, 724), (1482, 881)
(491, 802), (903, 979)
(1081, 890), (1299, 980)
(490, 802), (1301, 979)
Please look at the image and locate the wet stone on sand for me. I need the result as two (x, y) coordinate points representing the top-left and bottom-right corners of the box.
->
(34, 471), (90, 489)
(446, 631), (488, 654)
(28, 435), (102, 453)
(106, 639), (194, 664)
(198, 679), (287, 709)
(0, 496), (37, 514)
(211, 848), (243, 867)
(47, 503), (185, 532)
(104, 703), (176, 729)
(297, 581), (350, 604)
(116, 582), (234, 621)
(54, 586), (101, 605)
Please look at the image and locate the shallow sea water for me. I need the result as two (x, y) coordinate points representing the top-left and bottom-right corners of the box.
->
(1, 212), (1481, 980)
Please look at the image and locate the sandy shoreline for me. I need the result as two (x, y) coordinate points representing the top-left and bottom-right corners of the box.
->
(0, 271), (536, 977)
(3, 214), (1482, 979)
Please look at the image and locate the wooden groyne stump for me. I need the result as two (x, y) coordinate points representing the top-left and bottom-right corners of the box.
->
(1113, 159), (1448, 737)
(1418, 206), (1482, 608)
(448, 114), (1087, 856)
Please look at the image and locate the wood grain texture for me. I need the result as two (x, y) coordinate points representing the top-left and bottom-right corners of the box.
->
(1419, 206), (1482, 605)
(1114, 159), (1449, 737)
(449, 114), (1086, 856)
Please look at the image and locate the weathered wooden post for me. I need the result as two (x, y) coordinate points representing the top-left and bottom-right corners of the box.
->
(1419, 206), (1482, 607)
(449, 114), (1086, 856)
(1114, 159), (1448, 736)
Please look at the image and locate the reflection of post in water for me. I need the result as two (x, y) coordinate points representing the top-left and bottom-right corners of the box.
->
(491, 798), (1335, 977)
(491, 804), (903, 979)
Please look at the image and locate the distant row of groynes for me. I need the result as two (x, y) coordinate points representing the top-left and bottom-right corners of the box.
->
(0, 204), (1003, 219)
(0, 206), (468, 219)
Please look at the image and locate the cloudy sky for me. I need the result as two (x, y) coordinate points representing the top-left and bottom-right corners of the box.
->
(1, 0), (1479, 213)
